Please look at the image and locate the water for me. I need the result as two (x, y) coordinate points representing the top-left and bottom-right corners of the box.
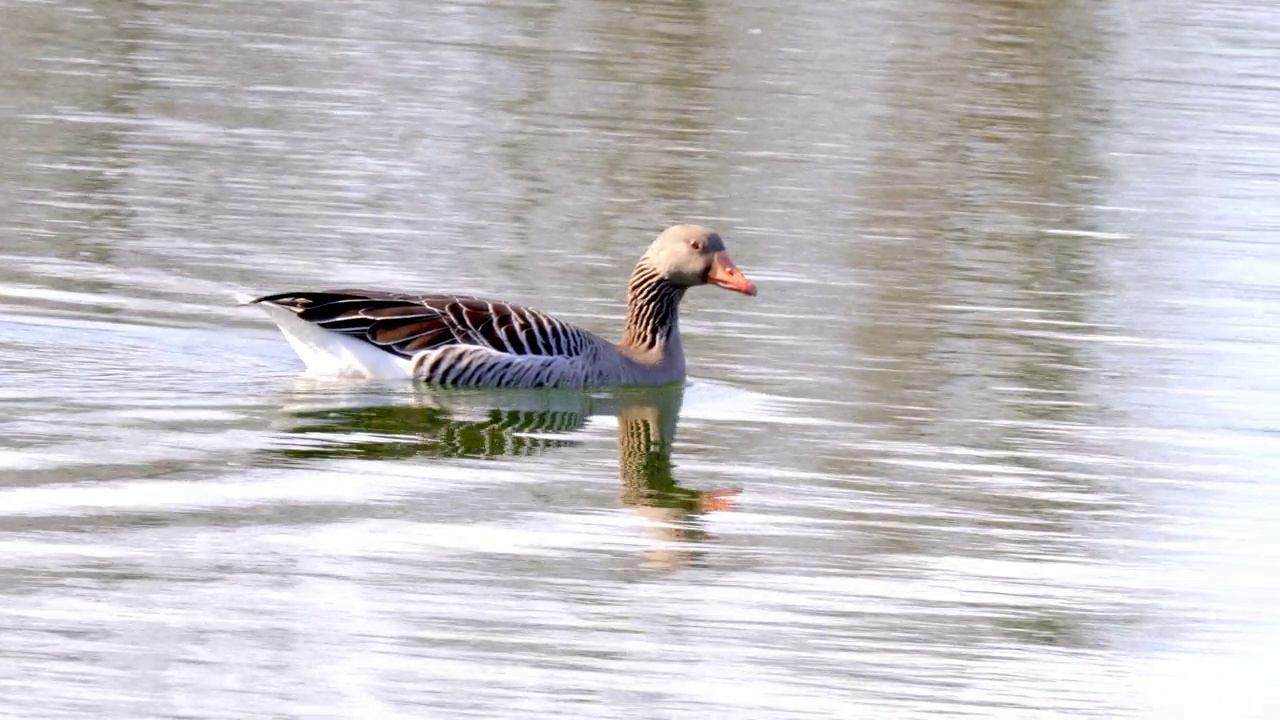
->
(2, 0), (1280, 717)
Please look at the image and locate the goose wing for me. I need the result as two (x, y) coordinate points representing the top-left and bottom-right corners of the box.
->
(251, 289), (595, 360)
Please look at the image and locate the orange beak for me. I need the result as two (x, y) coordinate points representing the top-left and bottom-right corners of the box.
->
(706, 251), (757, 296)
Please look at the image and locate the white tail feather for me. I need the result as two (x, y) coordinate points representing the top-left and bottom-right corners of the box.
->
(253, 302), (415, 379)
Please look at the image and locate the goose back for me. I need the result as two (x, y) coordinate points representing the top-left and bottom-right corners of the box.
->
(252, 289), (630, 387)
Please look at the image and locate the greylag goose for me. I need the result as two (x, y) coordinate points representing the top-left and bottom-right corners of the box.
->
(246, 225), (756, 387)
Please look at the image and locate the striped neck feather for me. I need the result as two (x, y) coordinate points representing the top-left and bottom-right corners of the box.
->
(620, 261), (686, 353)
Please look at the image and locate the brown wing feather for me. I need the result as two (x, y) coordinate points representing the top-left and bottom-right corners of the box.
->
(252, 290), (591, 360)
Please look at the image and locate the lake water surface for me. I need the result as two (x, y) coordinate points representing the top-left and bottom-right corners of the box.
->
(3, 0), (1280, 717)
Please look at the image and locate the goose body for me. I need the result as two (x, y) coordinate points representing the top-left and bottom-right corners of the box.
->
(247, 225), (756, 388)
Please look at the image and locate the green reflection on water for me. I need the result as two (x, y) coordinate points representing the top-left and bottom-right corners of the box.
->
(267, 383), (738, 518)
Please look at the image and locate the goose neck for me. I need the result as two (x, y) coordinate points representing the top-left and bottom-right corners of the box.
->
(619, 262), (685, 355)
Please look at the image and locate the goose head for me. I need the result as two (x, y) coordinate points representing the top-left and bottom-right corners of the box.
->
(640, 225), (757, 297)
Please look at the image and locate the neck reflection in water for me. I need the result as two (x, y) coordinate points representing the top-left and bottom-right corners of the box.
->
(265, 381), (739, 567)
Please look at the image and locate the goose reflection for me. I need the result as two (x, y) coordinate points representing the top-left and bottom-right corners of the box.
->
(272, 392), (584, 461)
(269, 382), (737, 559)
